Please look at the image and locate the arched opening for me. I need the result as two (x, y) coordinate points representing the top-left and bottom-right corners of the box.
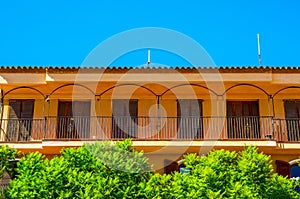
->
(48, 83), (95, 96)
(96, 84), (157, 140)
(2, 86), (45, 99)
(222, 84), (273, 140)
(222, 83), (270, 97)
(1, 87), (45, 142)
(159, 84), (219, 140)
(273, 87), (300, 142)
(45, 84), (96, 140)
(160, 83), (218, 97)
(276, 159), (300, 178)
(97, 83), (157, 97)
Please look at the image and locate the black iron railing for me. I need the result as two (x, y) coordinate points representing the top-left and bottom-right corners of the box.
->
(3, 116), (300, 142)
(273, 118), (300, 142)
(0, 116), (285, 141)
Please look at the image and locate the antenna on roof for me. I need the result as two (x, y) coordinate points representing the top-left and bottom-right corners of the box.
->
(146, 49), (151, 67)
(257, 33), (263, 66)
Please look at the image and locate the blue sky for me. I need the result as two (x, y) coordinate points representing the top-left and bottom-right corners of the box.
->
(0, 1), (299, 66)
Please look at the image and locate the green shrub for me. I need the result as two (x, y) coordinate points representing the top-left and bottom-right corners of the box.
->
(183, 146), (300, 198)
(0, 145), (19, 178)
(5, 139), (153, 199)
(4, 143), (300, 198)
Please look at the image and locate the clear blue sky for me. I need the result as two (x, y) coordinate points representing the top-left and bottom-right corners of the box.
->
(0, 0), (299, 67)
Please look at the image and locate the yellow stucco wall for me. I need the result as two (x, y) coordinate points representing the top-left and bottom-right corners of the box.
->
(2, 70), (300, 174)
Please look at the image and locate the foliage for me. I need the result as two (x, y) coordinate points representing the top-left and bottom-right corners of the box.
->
(140, 146), (299, 198)
(5, 139), (153, 199)
(0, 145), (19, 178)
(183, 146), (300, 198)
(3, 142), (300, 198)
(0, 145), (19, 199)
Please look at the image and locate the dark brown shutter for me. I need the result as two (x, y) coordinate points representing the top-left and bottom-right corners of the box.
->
(7, 100), (34, 141)
(9, 100), (21, 119)
(284, 100), (300, 141)
(57, 101), (91, 139)
(73, 101), (91, 116)
(129, 100), (138, 118)
(227, 101), (260, 139)
(164, 159), (179, 174)
(276, 160), (291, 177)
(177, 99), (203, 139)
(112, 100), (138, 138)
(227, 101), (259, 117)
(21, 100), (34, 119)
(284, 100), (299, 119)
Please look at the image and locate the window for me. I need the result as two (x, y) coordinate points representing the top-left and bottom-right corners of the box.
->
(7, 100), (34, 141)
(177, 99), (203, 139)
(112, 99), (138, 138)
(227, 101), (260, 139)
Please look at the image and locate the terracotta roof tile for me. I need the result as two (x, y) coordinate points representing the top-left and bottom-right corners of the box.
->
(0, 66), (300, 73)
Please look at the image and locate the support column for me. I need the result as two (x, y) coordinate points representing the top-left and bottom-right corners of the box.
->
(156, 95), (161, 140)
(0, 90), (4, 141)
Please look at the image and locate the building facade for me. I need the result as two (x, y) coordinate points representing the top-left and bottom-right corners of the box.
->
(0, 66), (300, 175)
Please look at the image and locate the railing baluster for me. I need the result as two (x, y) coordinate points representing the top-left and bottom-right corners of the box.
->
(1, 116), (300, 142)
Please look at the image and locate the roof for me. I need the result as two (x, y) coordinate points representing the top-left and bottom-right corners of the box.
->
(0, 66), (300, 73)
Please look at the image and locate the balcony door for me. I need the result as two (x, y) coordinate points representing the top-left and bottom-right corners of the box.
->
(7, 100), (34, 141)
(284, 100), (300, 141)
(112, 99), (138, 138)
(227, 101), (260, 139)
(177, 99), (203, 139)
(57, 101), (90, 139)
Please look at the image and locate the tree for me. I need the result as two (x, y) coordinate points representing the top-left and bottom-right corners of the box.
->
(140, 146), (299, 198)
(182, 146), (299, 198)
(0, 145), (19, 198)
(4, 143), (300, 198)
(5, 139), (153, 199)
(0, 145), (19, 178)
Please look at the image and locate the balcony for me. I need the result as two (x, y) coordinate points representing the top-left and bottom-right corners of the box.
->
(3, 116), (297, 142)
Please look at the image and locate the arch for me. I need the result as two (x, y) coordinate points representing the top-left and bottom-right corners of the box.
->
(273, 86), (300, 98)
(48, 83), (96, 96)
(289, 159), (300, 165)
(222, 83), (270, 97)
(160, 83), (219, 97)
(2, 86), (45, 100)
(97, 83), (157, 97)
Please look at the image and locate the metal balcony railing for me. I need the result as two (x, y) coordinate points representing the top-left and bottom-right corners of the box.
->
(0, 116), (282, 142)
(0, 118), (44, 141)
(274, 118), (300, 142)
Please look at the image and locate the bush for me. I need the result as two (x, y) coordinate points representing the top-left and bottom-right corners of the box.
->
(0, 145), (19, 178)
(5, 139), (153, 198)
(0, 145), (19, 199)
(4, 142), (300, 198)
(183, 146), (300, 198)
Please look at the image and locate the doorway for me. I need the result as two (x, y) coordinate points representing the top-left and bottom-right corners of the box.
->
(57, 101), (91, 139)
(227, 101), (260, 139)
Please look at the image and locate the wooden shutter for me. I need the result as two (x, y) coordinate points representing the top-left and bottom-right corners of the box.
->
(164, 159), (179, 174)
(73, 101), (91, 116)
(284, 100), (299, 119)
(177, 99), (203, 139)
(112, 100), (138, 138)
(21, 100), (34, 119)
(227, 101), (260, 139)
(73, 101), (91, 138)
(276, 160), (291, 177)
(7, 100), (34, 141)
(57, 101), (91, 139)
(284, 100), (300, 141)
(227, 101), (259, 117)
(9, 100), (21, 119)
